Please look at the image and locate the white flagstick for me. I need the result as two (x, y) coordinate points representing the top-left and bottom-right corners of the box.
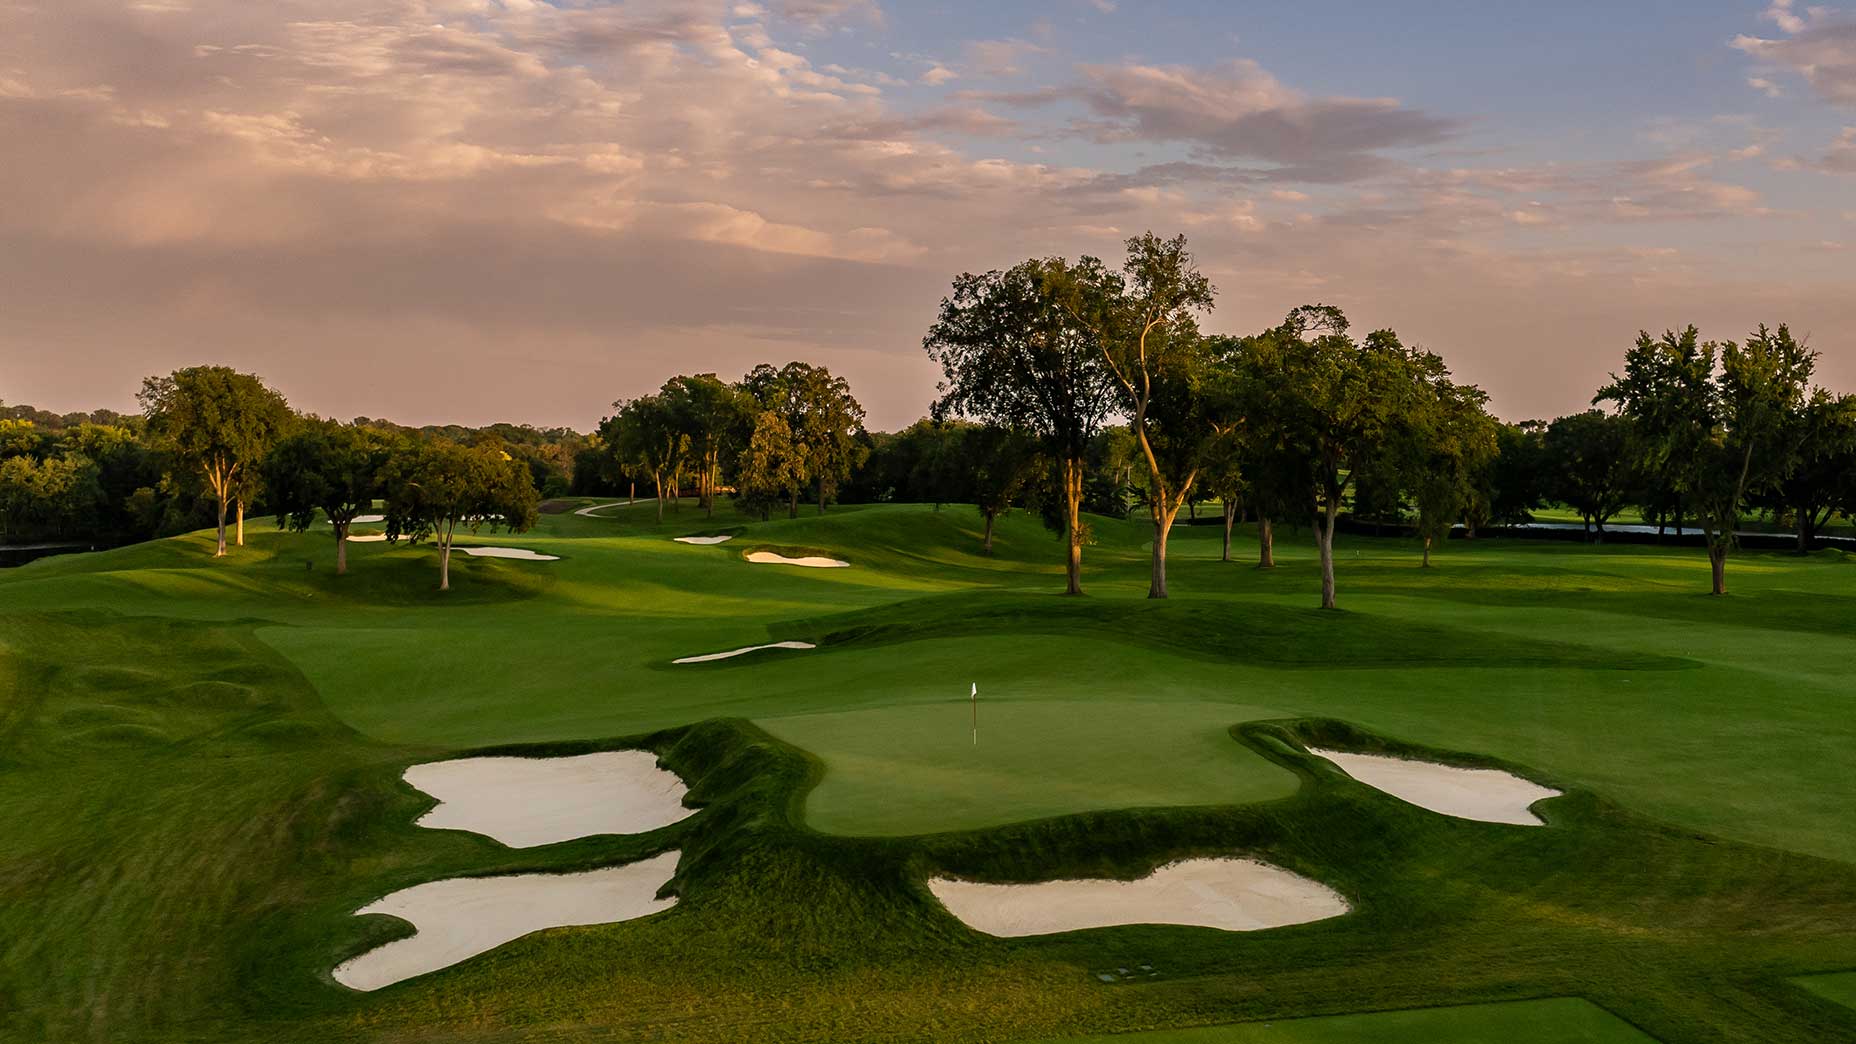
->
(971, 682), (978, 746)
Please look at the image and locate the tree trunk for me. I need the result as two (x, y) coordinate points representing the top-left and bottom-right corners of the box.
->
(1708, 539), (1727, 595)
(1062, 457), (1084, 596)
(1221, 499), (1237, 562)
(1316, 502), (1338, 609)
(335, 522), (349, 576)
(213, 492), (229, 557)
(1257, 516), (1275, 569)
(438, 520), (454, 591)
(628, 480), (635, 505)
(1797, 507), (1812, 553)
(706, 451), (717, 518)
(982, 510), (996, 553)
(1422, 534), (1433, 568)
(818, 475), (826, 515)
(1149, 509), (1174, 599)
(236, 500), (245, 546)
(789, 488), (799, 519)
(655, 474), (666, 524)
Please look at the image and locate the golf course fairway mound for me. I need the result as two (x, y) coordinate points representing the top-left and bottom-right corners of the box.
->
(673, 641), (815, 664)
(928, 858), (1348, 937)
(674, 535), (733, 545)
(454, 546), (560, 561)
(332, 851), (680, 991)
(407, 752), (693, 847)
(1307, 747), (1561, 826)
(745, 551), (848, 568)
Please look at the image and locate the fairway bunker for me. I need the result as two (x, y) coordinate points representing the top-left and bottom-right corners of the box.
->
(453, 546), (560, 561)
(329, 514), (386, 525)
(745, 551), (849, 568)
(346, 533), (388, 543)
(674, 535), (733, 545)
(1307, 747), (1561, 826)
(928, 858), (1348, 937)
(406, 751), (693, 847)
(332, 851), (680, 991)
(673, 641), (815, 664)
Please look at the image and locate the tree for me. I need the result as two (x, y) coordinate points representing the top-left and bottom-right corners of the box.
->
(951, 424), (1041, 552)
(1412, 382), (1498, 567)
(382, 439), (538, 591)
(1240, 306), (1433, 608)
(736, 409), (806, 521)
(601, 395), (688, 523)
(1480, 421), (1548, 528)
(1084, 232), (1219, 598)
(924, 258), (1120, 595)
(1597, 325), (1815, 594)
(1758, 389), (1856, 552)
(137, 367), (290, 557)
(662, 374), (750, 518)
(264, 420), (396, 575)
(742, 362), (868, 516)
(1542, 411), (1636, 540)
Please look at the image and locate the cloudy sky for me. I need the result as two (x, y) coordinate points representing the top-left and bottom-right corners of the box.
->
(3, 0), (1854, 430)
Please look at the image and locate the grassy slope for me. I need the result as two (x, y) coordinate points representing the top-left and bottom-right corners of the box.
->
(1022, 997), (1656, 1043)
(3, 499), (1856, 1042)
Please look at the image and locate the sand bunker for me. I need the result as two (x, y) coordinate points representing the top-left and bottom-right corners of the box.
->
(674, 535), (734, 545)
(332, 851), (679, 991)
(453, 546), (560, 561)
(574, 502), (624, 517)
(329, 514), (386, 525)
(745, 551), (849, 568)
(929, 858), (1347, 937)
(346, 533), (388, 543)
(673, 641), (816, 664)
(406, 752), (693, 847)
(1307, 747), (1560, 826)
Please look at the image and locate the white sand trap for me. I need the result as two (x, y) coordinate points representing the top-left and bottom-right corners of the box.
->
(346, 533), (388, 543)
(407, 752), (692, 847)
(674, 535), (734, 545)
(673, 641), (815, 664)
(332, 851), (679, 991)
(1307, 747), (1561, 826)
(745, 551), (849, 568)
(453, 546), (560, 561)
(929, 858), (1348, 938)
(329, 514), (386, 525)
(574, 502), (624, 517)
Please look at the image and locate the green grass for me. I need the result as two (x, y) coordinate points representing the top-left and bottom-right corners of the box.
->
(4, 499), (1856, 1042)
(1021, 997), (1655, 1043)
(1796, 972), (1856, 1013)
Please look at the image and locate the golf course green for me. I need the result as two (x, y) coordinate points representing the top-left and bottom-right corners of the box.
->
(4, 499), (1855, 1043)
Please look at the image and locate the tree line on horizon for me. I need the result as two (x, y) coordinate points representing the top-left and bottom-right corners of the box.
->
(3, 233), (1850, 599)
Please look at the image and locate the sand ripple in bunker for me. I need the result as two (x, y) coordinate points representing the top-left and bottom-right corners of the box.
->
(673, 641), (816, 664)
(407, 752), (693, 847)
(745, 551), (849, 568)
(929, 858), (1348, 938)
(333, 851), (679, 991)
(454, 546), (559, 561)
(674, 535), (734, 545)
(1308, 747), (1561, 826)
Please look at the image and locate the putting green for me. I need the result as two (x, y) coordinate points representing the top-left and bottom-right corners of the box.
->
(760, 698), (1299, 835)
(1021, 997), (1655, 1043)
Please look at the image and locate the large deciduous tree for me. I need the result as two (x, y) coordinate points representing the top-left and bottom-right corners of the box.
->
(264, 420), (397, 575)
(1412, 380), (1498, 567)
(382, 439), (538, 591)
(601, 395), (689, 523)
(1241, 306), (1432, 609)
(662, 374), (750, 518)
(923, 258), (1119, 595)
(1597, 325), (1815, 594)
(1088, 232), (1218, 598)
(1542, 410), (1637, 540)
(138, 366), (290, 557)
(742, 362), (868, 515)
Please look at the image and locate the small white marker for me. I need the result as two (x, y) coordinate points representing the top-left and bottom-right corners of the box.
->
(971, 683), (978, 746)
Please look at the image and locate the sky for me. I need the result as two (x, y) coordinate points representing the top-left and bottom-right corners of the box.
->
(2, 0), (1854, 431)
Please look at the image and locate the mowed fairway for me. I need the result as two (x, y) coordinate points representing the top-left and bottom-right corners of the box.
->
(3, 500), (1856, 1043)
